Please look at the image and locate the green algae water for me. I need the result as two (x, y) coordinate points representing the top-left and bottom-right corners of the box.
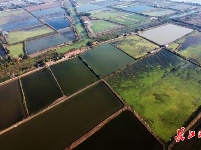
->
(80, 43), (135, 77)
(107, 49), (201, 142)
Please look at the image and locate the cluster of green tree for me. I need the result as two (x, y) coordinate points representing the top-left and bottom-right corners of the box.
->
(0, 51), (65, 82)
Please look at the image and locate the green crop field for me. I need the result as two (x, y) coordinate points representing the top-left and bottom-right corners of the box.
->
(169, 31), (201, 64)
(112, 35), (159, 58)
(107, 50), (201, 142)
(90, 20), (122, 33)
(7, 26), (54, 44)
(7, 43), (24, 57)
(110, 14), (148, 26)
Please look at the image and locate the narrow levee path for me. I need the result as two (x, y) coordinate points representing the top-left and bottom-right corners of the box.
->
(48, 66), (65, 96)
(66, 107), (128, 150)
(18, 77), (29, 116)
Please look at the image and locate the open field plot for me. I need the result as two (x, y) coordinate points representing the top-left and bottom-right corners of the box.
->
(90, 20), (122, 33)
(142, 9), (176, 17)
(75, 111), (163, 150)
(179, 13), (201, 27)
(31, 7), (66, 19)
(0, 11), (33, 25)
(140, 23), (193, 45)
(121, 5), (155, 13)
(91, 10), (128, 20)
(110, 14), (149, 26)
(169, 31), (201, 64)
(107, 50), (201, 142)
(7, 43), (24, 58)
(0, 80), (26, 131)
(112, 35), (159, 58)
(26, 33), (72, 55)
(0, 9), (26, 18)
(44, 17), (71, 30)
(7, 25), (54, 44)
(169, 3), (195, 11)
(50, 57), (98, 96)
(80, 43), (135, 77)
(173, 117), (201, 150)
(25, 2), (60, 12)
(76, 4), (103, 13)
(0, 18), (42, 32)
(0, 81), (123, 150)
(21, 68), (62, 114)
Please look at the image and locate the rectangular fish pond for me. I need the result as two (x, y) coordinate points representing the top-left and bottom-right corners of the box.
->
(74, 110), (163, 150)
(44, 17), (71, 30)
(80, 43), (135, 77)
(31, 7), (66, 19)
(50, 57), (98, 96)
(25, 33), (73, 55)
(121, 5), (155, 13)
(0, 79), (26, 131)
(20, 68), (62, 114)
(7, 25), (54, 44)
(0, 81), (123, 150)
(0, 18), (42, 32)
(140, 23), (193, 45)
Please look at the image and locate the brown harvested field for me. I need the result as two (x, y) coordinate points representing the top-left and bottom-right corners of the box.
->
(25, 2), (60, 12)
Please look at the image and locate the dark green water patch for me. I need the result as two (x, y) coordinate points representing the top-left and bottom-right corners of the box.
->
(80, 43), (135, 77)
(0, 46), (6, 58)
(50, 57), (98, 96)
(74, 110), (163, 150)
(0, 81), (123, 150)
(21, 68), (62, 114)
(0, 80), (26, 131)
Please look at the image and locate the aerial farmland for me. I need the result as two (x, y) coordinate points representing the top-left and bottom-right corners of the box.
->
(0, 0), (201, 149)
